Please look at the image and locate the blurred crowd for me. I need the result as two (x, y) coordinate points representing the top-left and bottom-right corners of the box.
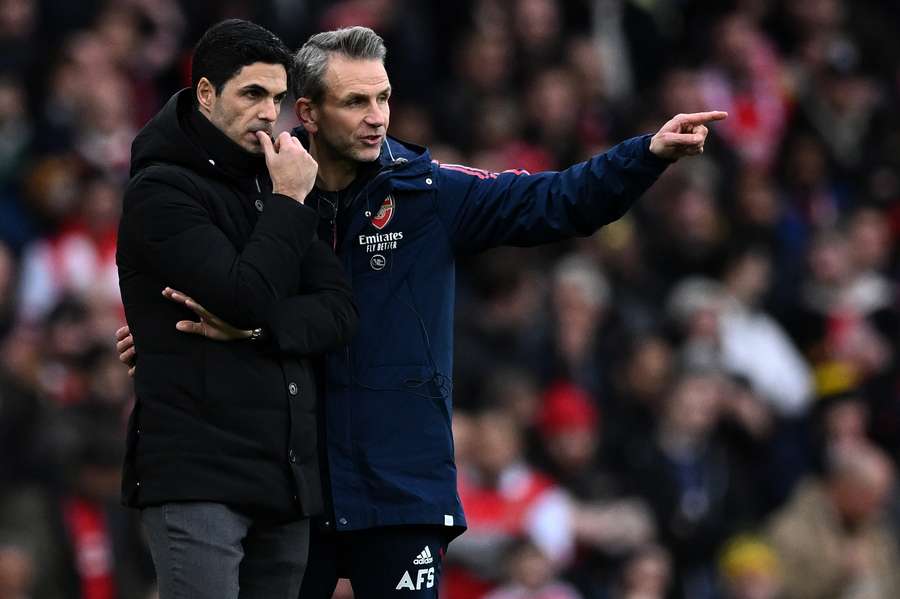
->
(0, 0), (899, 598)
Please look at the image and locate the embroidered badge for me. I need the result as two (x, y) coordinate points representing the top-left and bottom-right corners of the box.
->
(371, 196), (395, 230)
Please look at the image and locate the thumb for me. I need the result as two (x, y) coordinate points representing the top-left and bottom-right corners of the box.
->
(256, 131), (275, 159)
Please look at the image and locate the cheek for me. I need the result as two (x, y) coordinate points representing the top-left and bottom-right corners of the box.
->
(217, 104), (241, 129)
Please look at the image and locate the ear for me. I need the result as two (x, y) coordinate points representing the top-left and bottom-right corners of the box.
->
(196, 77), (216, 113)
(295, 97), (318, 134)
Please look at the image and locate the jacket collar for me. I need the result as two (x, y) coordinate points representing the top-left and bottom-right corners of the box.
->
(186, 107), (267, 182)
(337, 137), (434, 256)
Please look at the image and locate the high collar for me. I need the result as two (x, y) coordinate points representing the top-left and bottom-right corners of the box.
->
(185, 107), (266, 181)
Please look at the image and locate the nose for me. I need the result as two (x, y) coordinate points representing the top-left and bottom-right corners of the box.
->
(259, 97), (278, 122)
(364, 100), (385, 129)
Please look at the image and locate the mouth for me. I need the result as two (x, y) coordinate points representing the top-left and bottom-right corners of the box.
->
(248, 128), (273, 141)
(360, 134), (383, 147)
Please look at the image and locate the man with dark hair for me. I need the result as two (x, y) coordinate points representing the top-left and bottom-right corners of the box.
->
(120, 25), (724, 598)
(114, 19), (357, 599)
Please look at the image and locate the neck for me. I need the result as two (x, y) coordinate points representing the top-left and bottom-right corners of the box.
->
(310, 137), (359, 191)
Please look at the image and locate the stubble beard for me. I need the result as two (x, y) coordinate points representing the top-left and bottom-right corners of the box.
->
(320, 128), (378, 166)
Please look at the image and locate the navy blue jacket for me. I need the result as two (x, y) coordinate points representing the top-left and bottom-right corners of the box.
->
(312, 133), (670, 535)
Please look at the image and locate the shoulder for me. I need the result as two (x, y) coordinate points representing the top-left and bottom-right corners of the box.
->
(124, 163), (207, 212)
(129, 163), (203, 194)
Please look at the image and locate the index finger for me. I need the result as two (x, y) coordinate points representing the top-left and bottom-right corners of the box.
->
(680, 111), (728, 125)
(256, 131), (275, 157)
(116, 325), (130, 341)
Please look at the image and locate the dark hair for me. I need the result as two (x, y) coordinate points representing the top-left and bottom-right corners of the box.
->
(293, 26), (386, 101)
(191, 19), (293, 101)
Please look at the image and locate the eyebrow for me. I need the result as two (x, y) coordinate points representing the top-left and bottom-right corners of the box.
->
(240, 84), (288, 97)
(342, 86), (392, 101)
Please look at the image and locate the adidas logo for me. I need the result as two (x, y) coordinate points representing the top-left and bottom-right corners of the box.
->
(412, 546), (433, 565)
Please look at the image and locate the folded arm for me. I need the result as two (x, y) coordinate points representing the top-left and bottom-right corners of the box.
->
(120, 168), (318, 329)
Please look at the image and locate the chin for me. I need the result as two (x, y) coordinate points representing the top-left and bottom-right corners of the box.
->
(355, 147), (382, 163)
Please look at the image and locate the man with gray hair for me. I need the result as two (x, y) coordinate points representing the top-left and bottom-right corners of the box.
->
(120, 25), (725, 598)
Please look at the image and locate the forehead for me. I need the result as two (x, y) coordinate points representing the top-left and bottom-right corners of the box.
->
(224, 62), (287, 91)
(322, 55), (389, 97)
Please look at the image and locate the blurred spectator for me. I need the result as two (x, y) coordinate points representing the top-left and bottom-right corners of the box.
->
(604, 543), (673, 599)
(782, 227), (896, 401)
(847, 206), (895, 276)
(666, 270), (812, 417)
(532, 255), (616, 398)
(522, 67), (585, 167)
(766, 442), (900, 599)
(469, 95), (554, 174)
(580, 216), (664, 335)
(512, 0), (564, 75)
(17, 173), (121, 323)
(20, 155), (83, 236)
(454, 248), (545, 409)
(447, 408), (575, 599)
(436, 29), (515, 150)
(604, 334), (674, 469)
(485, 368), (543, 436)
(536, 382), (602, 497)
(698, 12), (789, 170)
(72, 68), (136, 175)
(535, 381), (654, 555)
(564, 37), (614, 151)
(642, 161), (728, 291)
(484, 539), (582, 599)
(789, 47), (884, 183)
(623, 369), (751, 599)
(718, 246), (814, 417)
(0, 0), (37, 77)
(776, 133), (848, 235)
(728, 167), (808, 297)
(810, 390), (871, 472)
(29, 298), (106, 407)
(718, 535), (783, 599)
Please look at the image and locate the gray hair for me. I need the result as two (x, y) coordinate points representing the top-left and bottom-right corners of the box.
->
(552, 254), (610, 308)
(293, 27), (387, 101)
(665, 277), (723, 328)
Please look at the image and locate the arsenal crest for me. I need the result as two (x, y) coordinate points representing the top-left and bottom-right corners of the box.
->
(371, 196), (395, 230)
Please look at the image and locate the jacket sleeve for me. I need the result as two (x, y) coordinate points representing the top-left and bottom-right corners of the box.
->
(434, 134), (671, 254)
(263, 240), (359, 356)
(120, 167), (317, 329)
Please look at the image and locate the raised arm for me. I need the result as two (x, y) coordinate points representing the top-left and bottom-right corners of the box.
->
(435, 111), (726, 254)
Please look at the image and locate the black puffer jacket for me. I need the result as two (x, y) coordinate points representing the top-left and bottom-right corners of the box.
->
(117, 89), (357, 519)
